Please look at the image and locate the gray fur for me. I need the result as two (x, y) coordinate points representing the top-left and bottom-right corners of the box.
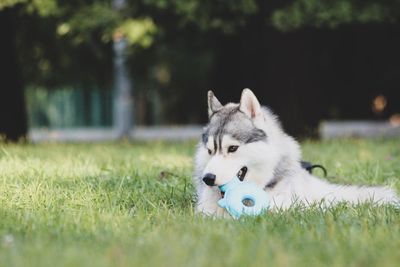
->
(208, 91), (223, 116)
(266, 156), (297, 189)
(202, 104), (267, 151)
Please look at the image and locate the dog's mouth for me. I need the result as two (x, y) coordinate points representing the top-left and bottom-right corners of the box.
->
(219, 166), (248, 198)
(237, 166), (248, 181)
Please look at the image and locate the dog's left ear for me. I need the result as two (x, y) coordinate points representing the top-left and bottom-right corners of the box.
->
(208, 90), (222, 117)
(239, 88), (261, 118)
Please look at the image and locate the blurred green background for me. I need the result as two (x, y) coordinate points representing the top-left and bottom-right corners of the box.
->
(1, 0), (400, 140)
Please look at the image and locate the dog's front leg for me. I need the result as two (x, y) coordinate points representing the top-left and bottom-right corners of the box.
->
(195, 186), (229, 218)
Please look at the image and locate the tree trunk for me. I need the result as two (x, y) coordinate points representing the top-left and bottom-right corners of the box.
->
(113, 0), (134, 139)
(113, 37), (134, 138)
(0, 7), (28, 141)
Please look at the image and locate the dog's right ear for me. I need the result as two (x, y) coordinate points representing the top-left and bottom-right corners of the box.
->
(207, 90), (222, 117)
(239, 88), (261, 119)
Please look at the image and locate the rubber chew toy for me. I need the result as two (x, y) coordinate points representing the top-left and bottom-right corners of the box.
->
(218, 177), (269, 219)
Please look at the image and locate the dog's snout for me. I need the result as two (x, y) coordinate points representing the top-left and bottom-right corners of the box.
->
(202, 173), (216, 186)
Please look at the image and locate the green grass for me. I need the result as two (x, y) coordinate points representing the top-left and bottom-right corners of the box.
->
(0, 139), (399, 267)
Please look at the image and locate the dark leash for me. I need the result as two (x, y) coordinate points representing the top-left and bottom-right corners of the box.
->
(301, 161), (327, 177)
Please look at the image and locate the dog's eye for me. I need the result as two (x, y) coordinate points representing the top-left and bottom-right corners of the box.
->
(228, 146), (239, 153)
(207, 149), (212, 155)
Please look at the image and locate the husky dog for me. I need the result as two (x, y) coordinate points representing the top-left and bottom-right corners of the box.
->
(194, 89), (399, 217)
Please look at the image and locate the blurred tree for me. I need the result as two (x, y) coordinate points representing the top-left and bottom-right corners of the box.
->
(0, 5), (27, 141)
(113, 0), (133, 138)
(272, 0), (400, 31)
(0, 0), (156, 140)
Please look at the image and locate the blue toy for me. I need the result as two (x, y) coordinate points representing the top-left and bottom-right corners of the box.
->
(218, 177), (269, 219)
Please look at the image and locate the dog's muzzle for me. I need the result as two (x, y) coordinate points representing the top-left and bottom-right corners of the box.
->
(202, 167), (248, 187)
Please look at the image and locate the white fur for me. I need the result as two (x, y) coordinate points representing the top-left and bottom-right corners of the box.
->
(194, 89), (399, 217)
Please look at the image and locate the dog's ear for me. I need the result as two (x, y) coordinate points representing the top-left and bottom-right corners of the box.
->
(208, 90), (222, 117)
(239, 88), (261, 118)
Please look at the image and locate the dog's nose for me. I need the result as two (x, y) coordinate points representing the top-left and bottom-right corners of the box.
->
(202, 173), (216, 186)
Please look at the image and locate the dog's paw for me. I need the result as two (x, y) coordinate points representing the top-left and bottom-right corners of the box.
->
(195, 202), (230, 218)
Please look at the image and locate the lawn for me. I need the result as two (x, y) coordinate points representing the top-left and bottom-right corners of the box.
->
(0, 139), (399, 267)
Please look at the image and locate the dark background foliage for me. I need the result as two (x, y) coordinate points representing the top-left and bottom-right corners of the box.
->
(1, 0), (400, 139)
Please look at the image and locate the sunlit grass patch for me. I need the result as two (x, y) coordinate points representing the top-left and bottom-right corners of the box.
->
(0, 139), (399, 267)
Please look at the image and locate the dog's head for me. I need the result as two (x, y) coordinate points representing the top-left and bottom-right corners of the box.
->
(199, 89), (281, 188)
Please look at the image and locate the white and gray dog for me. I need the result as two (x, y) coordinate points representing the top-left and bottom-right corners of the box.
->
(193, 89), (399, 217)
